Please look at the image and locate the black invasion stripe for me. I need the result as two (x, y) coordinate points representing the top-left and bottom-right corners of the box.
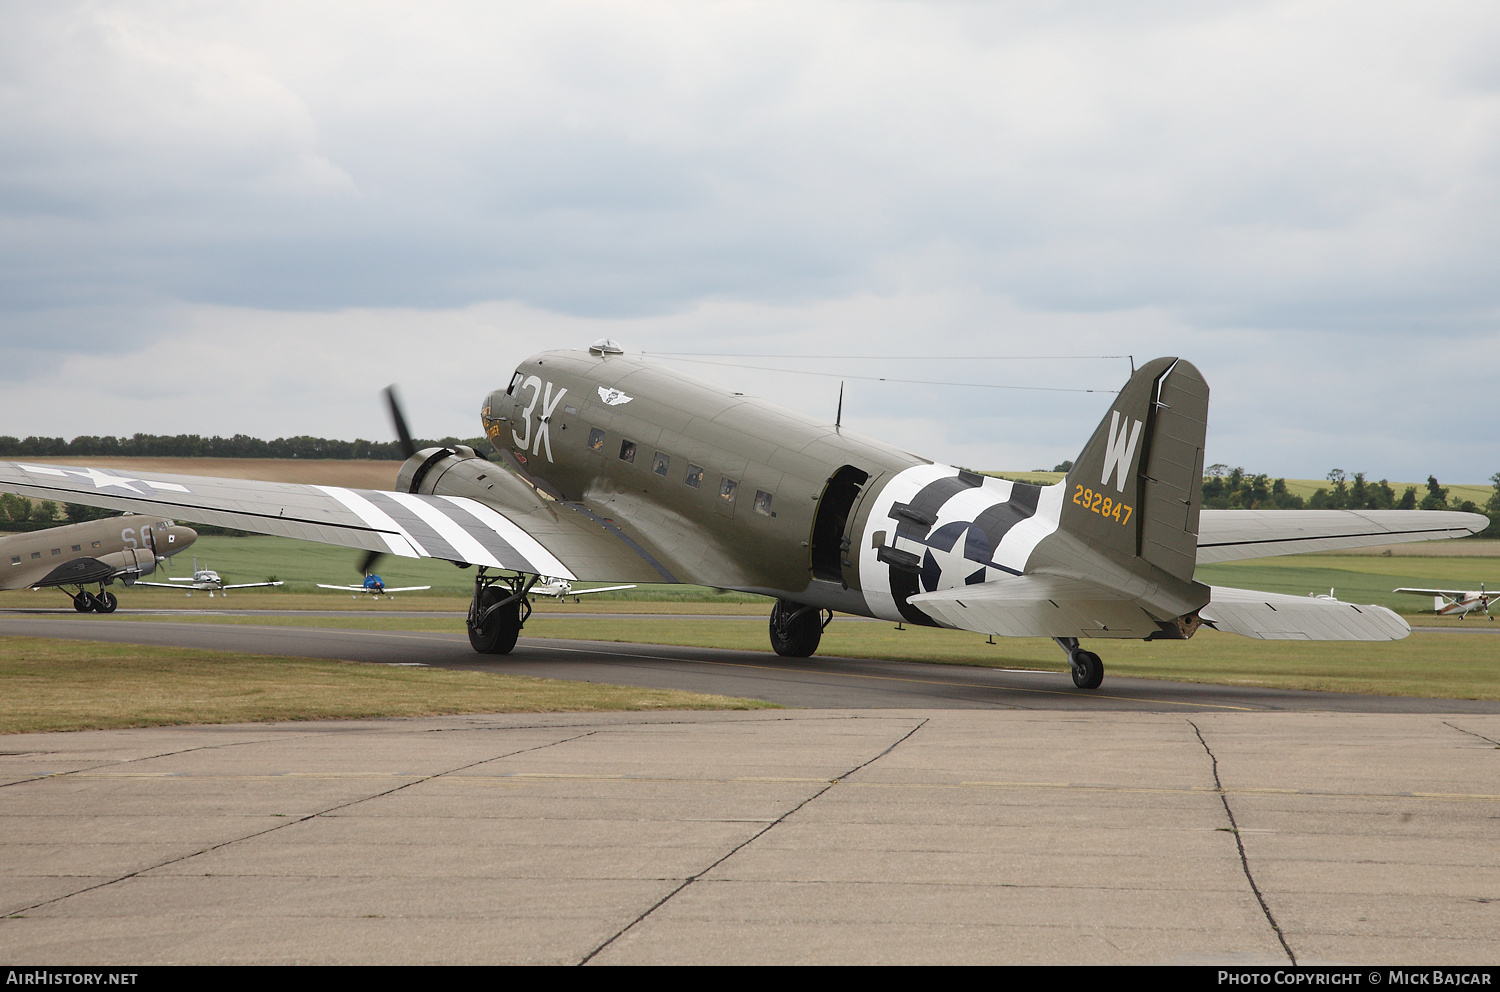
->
(433, 499), (533, 570)
(968, 484), (1042, 562)
(361, 492), (462, 561)
(891, 474), (984, 541)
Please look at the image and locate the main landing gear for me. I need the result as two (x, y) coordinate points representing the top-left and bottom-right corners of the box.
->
(769, 599), (832, 657)
(1054, 636), (1104, 690)
(68, 587), (117, 614)
(467, 569), (536, 655)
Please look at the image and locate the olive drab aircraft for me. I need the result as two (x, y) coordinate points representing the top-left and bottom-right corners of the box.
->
(0, 515), (197, 612)
(0, 340), (1488, 688)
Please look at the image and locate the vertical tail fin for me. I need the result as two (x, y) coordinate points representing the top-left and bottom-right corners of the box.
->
(1061, 357), (1208, 583)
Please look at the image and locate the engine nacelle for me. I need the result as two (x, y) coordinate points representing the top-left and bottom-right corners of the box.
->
(96, 547), (158, 584)
(395, 446), (549, 513)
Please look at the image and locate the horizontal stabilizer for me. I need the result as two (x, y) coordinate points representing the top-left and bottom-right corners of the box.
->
(907, 573), (1165, 639)
(1200, 586), (1409, 640)
(1197, 510), (1487, 563)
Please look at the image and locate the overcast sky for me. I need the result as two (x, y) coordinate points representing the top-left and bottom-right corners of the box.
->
(3, 1), (1497, 480)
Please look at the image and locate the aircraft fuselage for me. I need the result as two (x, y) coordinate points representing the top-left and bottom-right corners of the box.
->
(476, 349), (1062, 625)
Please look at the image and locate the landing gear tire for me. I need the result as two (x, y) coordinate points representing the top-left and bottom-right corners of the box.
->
(769, 600), (824, 658)
(468, 587), (521, 655)
(73, 591), (96, 613)
(1070, 650), (1104, 690)
(93, 591), (118, 614)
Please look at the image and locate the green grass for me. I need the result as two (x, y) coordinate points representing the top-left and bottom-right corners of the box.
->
(1197, 556), (1500, 611)
(0, 636), (775, 734)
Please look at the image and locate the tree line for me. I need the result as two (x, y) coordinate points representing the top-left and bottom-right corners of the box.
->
(1203, 466), (1500, 537)
(0, 433), (486, 461)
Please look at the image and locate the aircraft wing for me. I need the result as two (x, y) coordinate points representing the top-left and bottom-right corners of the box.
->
(1198, 586), (1409, 640)
(0, 460), (677, 584)
(910, 576), (1409, 641)
(221, 581), (285, 590)
(132, 580), (201, 589)
(1197, 509), (1488, 563)
(1392, 587), (1467, 598)
(316, 584), (366, 592)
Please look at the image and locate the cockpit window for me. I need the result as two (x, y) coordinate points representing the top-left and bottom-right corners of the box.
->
(507, 371), (524, 396)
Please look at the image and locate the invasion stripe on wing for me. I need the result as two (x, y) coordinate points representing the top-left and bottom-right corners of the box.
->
(440, 496), (576, 580)
(360, 492), (466, 564)
(383, 491), (505, 569)
(313, 486), (423, 558)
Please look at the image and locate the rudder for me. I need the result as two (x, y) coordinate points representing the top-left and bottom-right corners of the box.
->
(1061, 357), (1208, 583)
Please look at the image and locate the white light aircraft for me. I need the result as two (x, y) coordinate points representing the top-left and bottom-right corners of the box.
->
(1394, 585), (1495, 620)
(135, 557), (283, 597)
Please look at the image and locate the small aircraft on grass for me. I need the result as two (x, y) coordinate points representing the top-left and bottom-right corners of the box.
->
(1394, 585), (1495, 620)
(317, 574), (431, 599)
(3, 340), (1489, 689)
(135, 557), (283, 597)
(531, 578), (637, 601)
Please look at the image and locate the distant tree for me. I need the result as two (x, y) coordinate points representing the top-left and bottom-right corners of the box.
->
(1398, 486), (1418, 510)
(1052, 460), (1073, 473)
(29, 499), (58, 523)
(0, 493), (29, 524)
(1484, 471), (1500, 538)
(63, 503), (113, 524)
(1419, 475), (1449, 511)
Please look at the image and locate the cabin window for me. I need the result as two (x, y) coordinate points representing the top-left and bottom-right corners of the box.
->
(9, 556), (18, 565)
(91, 541), (101, 548)
(651, 452), (670, 477)
(507, 371), (524, 396)
(51, 548), (60, 556)
(619, 439), (637, 463)
(31, 552), (41, 559)
(588, 427), (605, 452)
(684, 464), (703, 489)
(754, 490), (774, 516)
(71, 544), (81, 552)
(719, 477), (738, 502)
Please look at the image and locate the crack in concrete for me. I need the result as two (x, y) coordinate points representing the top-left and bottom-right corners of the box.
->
(1188, 718), (1295, 966)
(0, 734), (294, 790)
(577, 716), (930, 965)
(1, 729), (598, 920)
(1443, 721), (1500, 748)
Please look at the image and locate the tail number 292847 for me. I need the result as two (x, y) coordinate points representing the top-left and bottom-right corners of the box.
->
(1073, 485), (1132, 525)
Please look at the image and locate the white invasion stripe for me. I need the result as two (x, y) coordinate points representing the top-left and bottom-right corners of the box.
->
(440, 496), (576, 580)
(144, 480), (190, 493)
(385, 491), (505, 569)
(313, 486), (424, 558)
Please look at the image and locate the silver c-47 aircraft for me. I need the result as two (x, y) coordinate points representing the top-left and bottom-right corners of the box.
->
(1, 341), (1487, 687)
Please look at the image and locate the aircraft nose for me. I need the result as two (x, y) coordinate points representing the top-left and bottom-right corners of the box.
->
(167, 526), (198, 553)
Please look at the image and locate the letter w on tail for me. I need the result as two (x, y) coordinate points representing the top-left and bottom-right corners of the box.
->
(1101, 412), (1143, 493)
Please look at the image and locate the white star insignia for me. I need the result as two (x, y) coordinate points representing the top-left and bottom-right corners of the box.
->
(65, 468), (143, 493)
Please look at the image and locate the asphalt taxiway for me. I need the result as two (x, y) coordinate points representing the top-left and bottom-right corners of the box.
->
(3, 613), (1499, 712)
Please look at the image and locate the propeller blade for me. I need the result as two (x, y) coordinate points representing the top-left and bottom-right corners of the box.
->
(385, 385), (417, 460)
(359, 549), (384, 576)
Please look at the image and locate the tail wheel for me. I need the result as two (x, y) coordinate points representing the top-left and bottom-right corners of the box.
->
(93, 591), (118, 614)
(769, 600), (824, 658)
(1071, 650), (1104, 690)
(468, 587), (521, 655)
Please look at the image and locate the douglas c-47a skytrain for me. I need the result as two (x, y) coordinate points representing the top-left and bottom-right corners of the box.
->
(1, 340), (1487, 688)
